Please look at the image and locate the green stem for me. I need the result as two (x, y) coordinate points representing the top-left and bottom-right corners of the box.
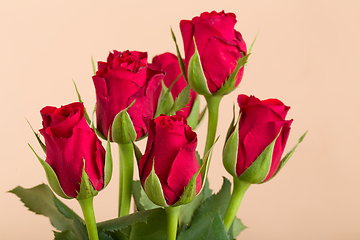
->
(118, 142), (134, 217)
(223, 177), (251, 231)
(203, 95), (222, 156)
(165, 206), (181, 240)
(78, 197), (99, 240)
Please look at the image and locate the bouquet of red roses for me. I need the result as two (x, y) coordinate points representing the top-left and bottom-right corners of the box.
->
(11, 11), (306, 240)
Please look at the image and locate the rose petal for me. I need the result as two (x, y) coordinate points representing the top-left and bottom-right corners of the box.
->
(235, 31), (247, 54)
(180, 20), (194, 67)
(40, 106), (58, 127)
(238, 104), (283, 144)
(139, 118), (155, 178)
(263, 120), (293, 181)
(237, 121), (284, 177)
(128, 67), (163, 139)
(191, 16), (224, 55)
(262, 98), (291, 119)
(201, 36), (243, 93)
(199, 11), (237, 40)
(167, 146), (201, 205)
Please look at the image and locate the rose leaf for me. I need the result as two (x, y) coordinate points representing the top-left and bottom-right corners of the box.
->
(9, 184), (87, 239)
(177, 211), (229, 240)
(191, 177), (231, 224)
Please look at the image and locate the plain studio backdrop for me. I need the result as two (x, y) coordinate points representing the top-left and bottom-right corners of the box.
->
(1, 1), (359, 239)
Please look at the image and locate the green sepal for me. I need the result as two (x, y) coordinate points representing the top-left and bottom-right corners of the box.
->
(186, 94), (200, 129)
(195, 150), (202, 166)
(154, 74), (191, 117)
(172, 167), (201, 207)
(132, 141), (143, 167)
(91, 56), (96, 75)
(225, 104), (236, 141)
(76, 159), (98, 200)
(143, 159), (168, 207)
(26, 119), (46, 154)
(238, 129), (282, 183)
(167, 84), (191, 116)
(155, 80), (176, 118)
(90, 103), (96, 131)
(199, 137), (217, 190)
(104, 136), (113, 188)
(95, 128), (107, 141)
(133, 180), (159, 211)
(178, 189), (204, 230)
(262, 131), (308, 183)
(214, 54), (250, 96)
(72, 80), (91, 125)
(111, 100), (136, 144)
(248, 31), (259, 55)
(222, 114), (240, 178)
(173, 137), (217, 207)
(187, 37), (212, 96)
(29, 144), (71, 199)
(171, 27), (187, 83)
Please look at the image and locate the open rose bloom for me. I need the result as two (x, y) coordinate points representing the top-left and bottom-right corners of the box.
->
(93, 50), (164, 141)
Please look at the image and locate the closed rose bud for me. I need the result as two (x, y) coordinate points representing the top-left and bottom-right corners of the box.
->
(39, 102), (108, 199)
(139, 115), (202, 206)
(180, 11), (247, 96)
(152, 52), (198, 118)
(93, 50), (164, 142)
(223, 95), (293, 183)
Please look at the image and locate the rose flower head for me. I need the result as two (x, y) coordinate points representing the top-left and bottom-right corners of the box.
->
(223, 95), (306, 184)
(93, 50), (164, 143)
(38, 102), (111, 199)
(139, 115), (204, 206)
(180, 11), (248, 96)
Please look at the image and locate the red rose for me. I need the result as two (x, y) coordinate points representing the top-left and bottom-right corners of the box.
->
(223, 95), (293, 183)
(139, 115), (201, 206)
(93, 50), (164, 141)
(39, 102), (106, 198)
(180, 11), (247, 94)
(152, 52), (197, 118)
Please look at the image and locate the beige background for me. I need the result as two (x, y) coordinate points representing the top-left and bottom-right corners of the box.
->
(1, 0), (359, 239)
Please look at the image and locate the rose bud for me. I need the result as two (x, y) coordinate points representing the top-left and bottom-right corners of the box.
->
(152, 52), (199, 127)
(223, 95), (302, 184)
(180, 11), (248, 96)
(139, 115), (204, 206)
(37, 102), (112, 200)
(93, 50), (164, 143)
